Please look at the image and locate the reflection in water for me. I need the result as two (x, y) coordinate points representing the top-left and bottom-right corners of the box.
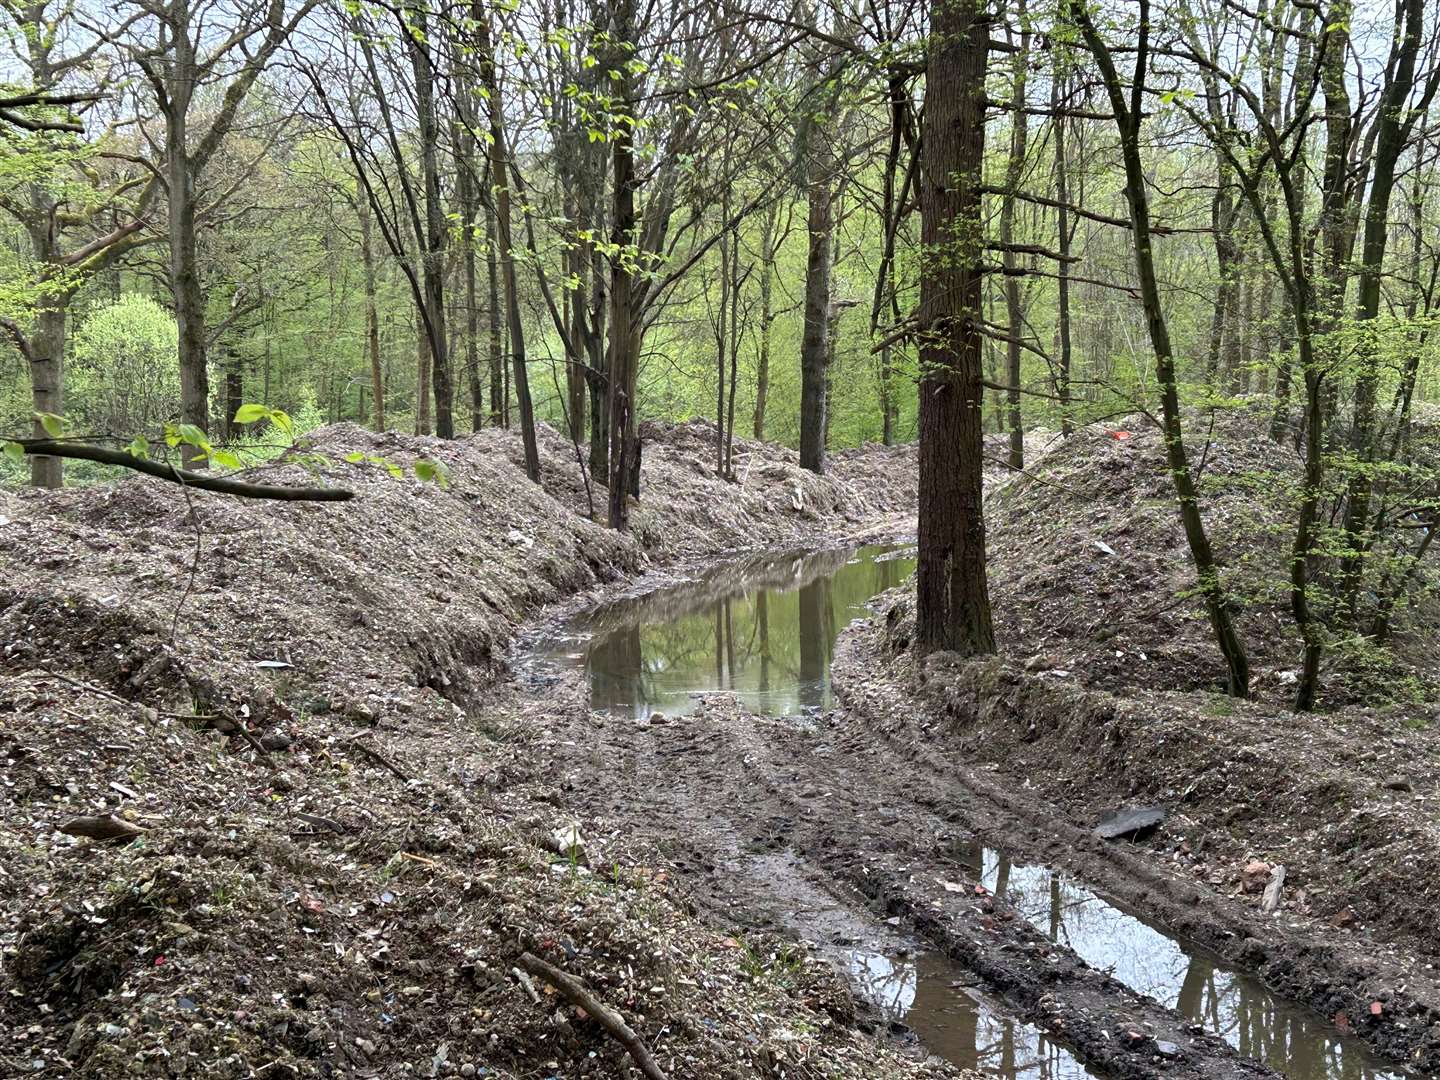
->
(540, 544), (915, 718)
(962, 848), (1414, 1080)
(846, 951), (1098, 1080)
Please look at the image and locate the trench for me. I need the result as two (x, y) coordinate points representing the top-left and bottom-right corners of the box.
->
(527, 542), (1416, 1080)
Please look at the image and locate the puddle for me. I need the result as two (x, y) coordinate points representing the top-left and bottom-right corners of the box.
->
(846, 950), (1099, 1079)
(962, 846), (1415, 1080)
(535, 543), (915, 718)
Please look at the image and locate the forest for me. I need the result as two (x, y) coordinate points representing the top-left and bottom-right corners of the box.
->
(4, 0), (1440, 1078)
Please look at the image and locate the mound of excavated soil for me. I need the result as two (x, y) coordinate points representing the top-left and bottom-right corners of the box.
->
(0, 423), (948, 1080)
(968, 408), (1440, 707)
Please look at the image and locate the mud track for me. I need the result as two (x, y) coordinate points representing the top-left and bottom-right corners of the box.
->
(517, 657), (1287, 1079)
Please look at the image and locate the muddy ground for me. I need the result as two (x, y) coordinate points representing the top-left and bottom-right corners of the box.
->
(0, 420), (950, 1080)
(4, 412), (1440, 1080)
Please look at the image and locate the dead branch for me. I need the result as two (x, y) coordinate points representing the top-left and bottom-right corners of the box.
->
(11, 439), (354, 501)
(517, 951), (670, 1080)
(345, 737), (409, 782)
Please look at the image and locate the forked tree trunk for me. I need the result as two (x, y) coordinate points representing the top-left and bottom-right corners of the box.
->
(914, 0), (996, 657)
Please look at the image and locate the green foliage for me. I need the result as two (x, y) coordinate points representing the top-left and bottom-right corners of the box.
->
(70, 295), (181, 437)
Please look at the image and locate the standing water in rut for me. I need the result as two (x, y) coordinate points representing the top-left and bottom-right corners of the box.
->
(537, 543), (916, 717)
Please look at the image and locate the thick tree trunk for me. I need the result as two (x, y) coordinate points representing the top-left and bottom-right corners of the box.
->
(28, 305), (65, 488)
(915, 0), (995, 657)
(167, 7), (209, 466)
(799, 178), (833, 474)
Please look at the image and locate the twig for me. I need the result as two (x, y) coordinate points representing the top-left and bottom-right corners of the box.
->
(171, 469), (201, 643)
(517, 952), (670, 1080)
(345, 737), (409, 782)
(39, 668), (131, 707)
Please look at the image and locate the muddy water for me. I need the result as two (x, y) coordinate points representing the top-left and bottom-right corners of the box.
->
(538, 543), (1414, 1080)
(538, 543), (915, 718)
(962, 846), (1413, 1080)
(846, 950), (1100, 1079)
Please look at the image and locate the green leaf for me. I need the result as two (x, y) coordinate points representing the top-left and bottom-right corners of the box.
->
(37, 412), (64, 438)
(211, 450), (241, 470)
(416, 459), (450, 488)
(233, 403), (269, 424)
(270, 410), (295, 439)
(343, 451), (366, 464)
(126, 436), (150, 459)
(177, 424), (209, 449)
(3, 440), (23, 463)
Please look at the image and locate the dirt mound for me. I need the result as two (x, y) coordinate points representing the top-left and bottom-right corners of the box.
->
(0, 423), (942, 1079)
(932, 409), (1440, 706)
(480, 417), (913, 554)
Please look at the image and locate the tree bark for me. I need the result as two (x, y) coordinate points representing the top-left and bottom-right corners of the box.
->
(1000, 0), (1030, 470)
(475, 7), (538, 480)
(605, 0), (640, 530)
(358, 196), (386, 431)
(753, 201), (779, 440)
(799, 170), (833, 475)
(408, 3), (452, 438)
(914, 0), (996, 657)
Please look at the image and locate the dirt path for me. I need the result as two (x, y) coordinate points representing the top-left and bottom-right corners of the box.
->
(508, 672), (1287, 1080)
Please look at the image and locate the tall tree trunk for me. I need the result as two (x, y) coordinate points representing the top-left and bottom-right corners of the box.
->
(168, 0), (208, 464)
(1051, 61), (1074, 436)
(724, 227), (742, 475)
(715, 186), (731, 474)
(606, 0), (640, 530)
(799, 155), (833, 474)
(1338, 0), (1428, 611)
(1000, 0), (1030, 470)
(408, 4), (452, 439)
(476, 7), (538, 480)
(484, 185), (504, 427)
(358, 197), (386, 432)
(753, 201), (779, 440)
(1074, 0), (1250, 698)
(914, 0), (996, 657)
(415, 314), (431, 435)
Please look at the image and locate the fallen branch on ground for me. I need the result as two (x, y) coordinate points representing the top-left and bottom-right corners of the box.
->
(13, 439), (354, 501)
(517, 951), (670, 1080)
(345, 737), (409, 782)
